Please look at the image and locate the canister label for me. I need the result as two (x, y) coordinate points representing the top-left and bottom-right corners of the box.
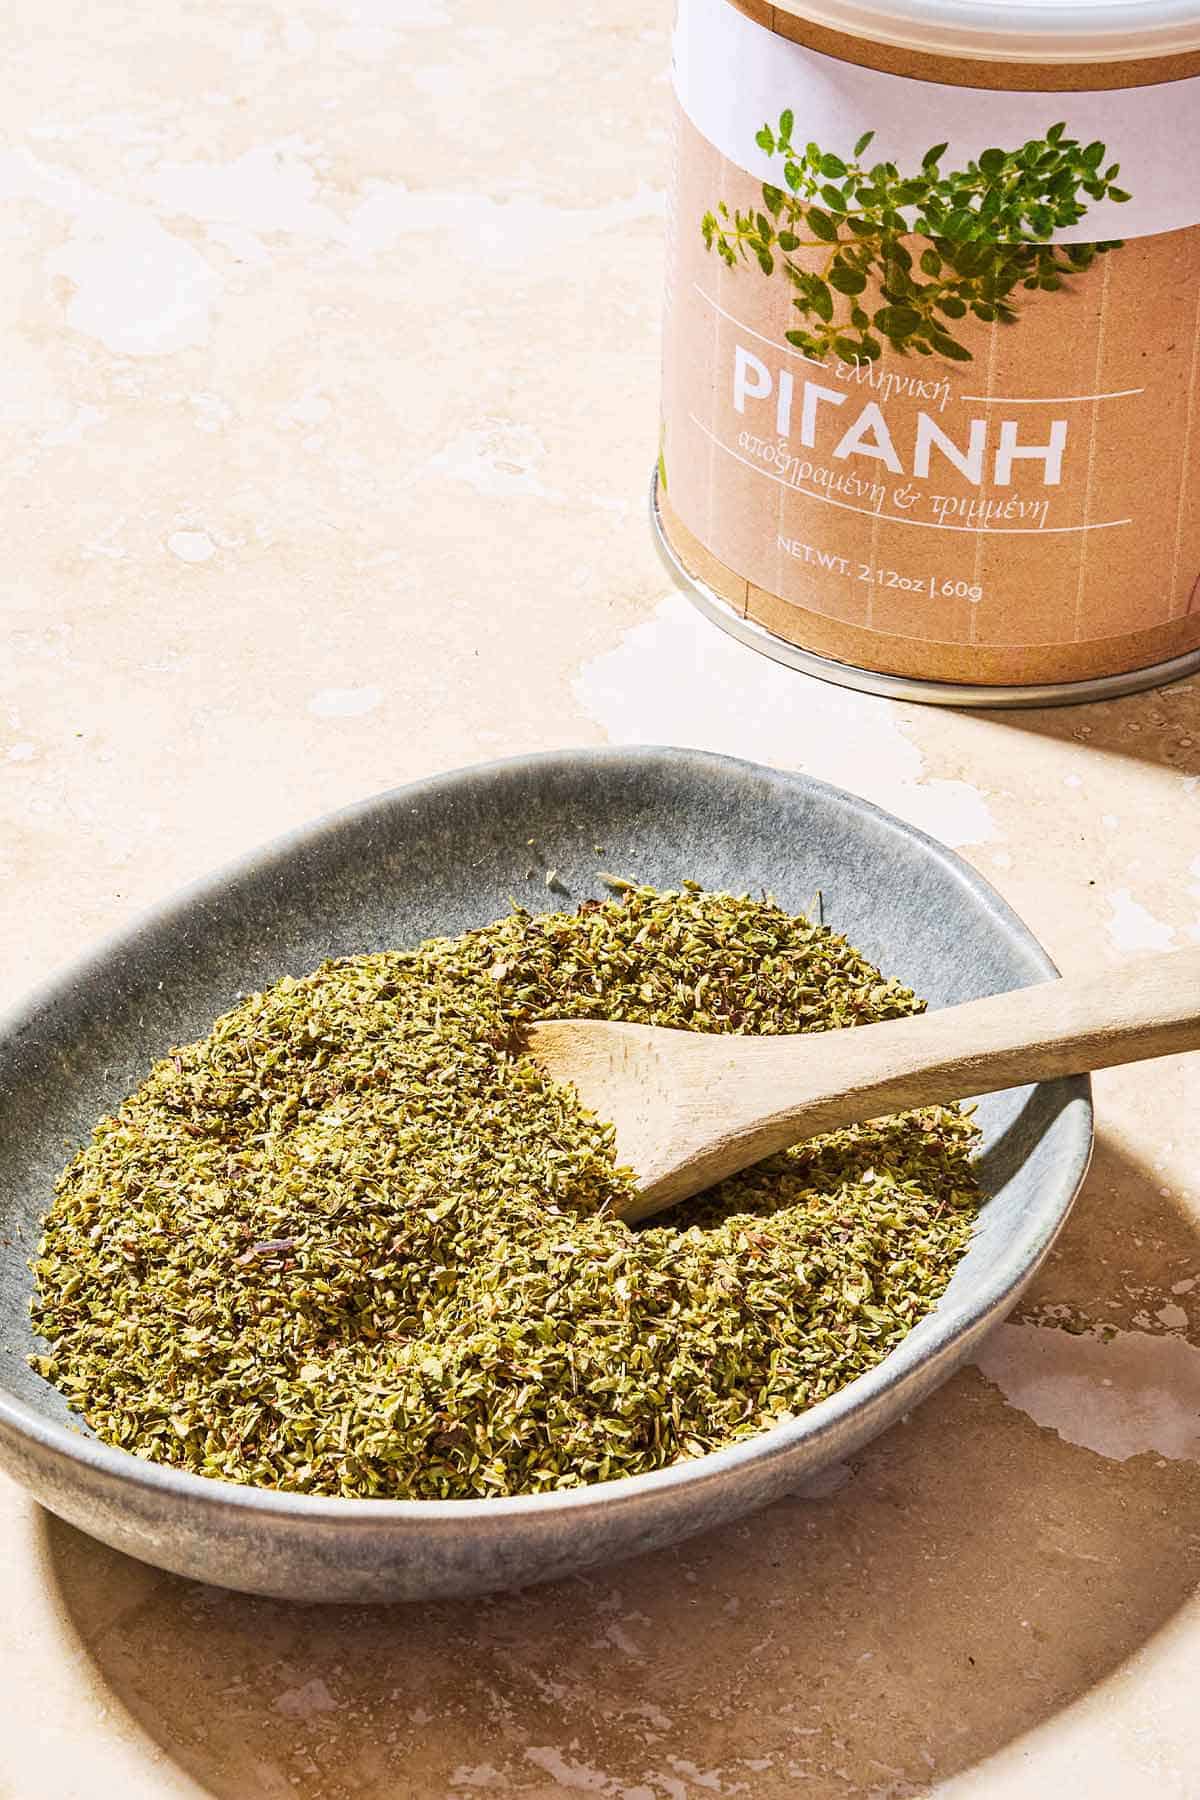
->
(661, 0), (1200, 681)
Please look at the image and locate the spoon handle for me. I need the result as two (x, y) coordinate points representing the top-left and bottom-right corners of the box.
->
(748, 941), (1200, 1145)
(536, 946), (1200, 1223)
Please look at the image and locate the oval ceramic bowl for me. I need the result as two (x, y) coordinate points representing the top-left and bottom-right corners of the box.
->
(0, 748), (1091, 1602)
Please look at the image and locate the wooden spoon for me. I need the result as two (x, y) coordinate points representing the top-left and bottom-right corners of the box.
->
(527, 946), (1200, 1223)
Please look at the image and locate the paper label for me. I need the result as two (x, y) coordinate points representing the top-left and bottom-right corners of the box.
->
(660, 0), (1200, 679)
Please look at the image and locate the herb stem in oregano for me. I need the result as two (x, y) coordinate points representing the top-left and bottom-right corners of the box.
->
(702, 119), (1130, 363)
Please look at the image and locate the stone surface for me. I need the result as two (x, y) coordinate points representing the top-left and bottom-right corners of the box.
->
(1, 0), (1198, 1792)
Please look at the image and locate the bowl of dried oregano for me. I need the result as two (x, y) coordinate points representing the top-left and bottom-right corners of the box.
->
(0, 748), (1092, 1601)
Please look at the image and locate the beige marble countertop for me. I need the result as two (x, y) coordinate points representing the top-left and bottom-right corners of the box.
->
(2, 2), (1199, 1795)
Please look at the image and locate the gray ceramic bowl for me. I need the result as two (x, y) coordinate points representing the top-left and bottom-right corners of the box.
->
(0, 748), (1091, 1602)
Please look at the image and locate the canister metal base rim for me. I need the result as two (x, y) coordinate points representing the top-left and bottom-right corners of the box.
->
(650, 473), (1200, 710)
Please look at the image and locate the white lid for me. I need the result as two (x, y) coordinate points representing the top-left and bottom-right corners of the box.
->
(773, 0), (1200, 62)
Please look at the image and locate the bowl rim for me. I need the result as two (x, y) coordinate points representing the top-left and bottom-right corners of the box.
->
(0, 744), (1093, 1528)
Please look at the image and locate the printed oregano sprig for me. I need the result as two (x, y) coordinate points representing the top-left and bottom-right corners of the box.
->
(701, 120), (1131, 364)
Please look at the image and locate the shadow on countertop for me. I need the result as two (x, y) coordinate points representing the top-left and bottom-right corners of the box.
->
(960, 675), (1200, 779)
(40, 1131), (1200, 1800)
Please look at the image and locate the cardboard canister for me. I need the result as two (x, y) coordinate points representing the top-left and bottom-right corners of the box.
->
(655, 0), (1200, 704)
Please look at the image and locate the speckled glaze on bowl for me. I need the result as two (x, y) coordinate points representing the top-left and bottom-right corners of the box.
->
(0, 748), (1092, 1603)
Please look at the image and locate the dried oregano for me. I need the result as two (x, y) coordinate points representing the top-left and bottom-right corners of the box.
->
(30, 886), (981, 1499)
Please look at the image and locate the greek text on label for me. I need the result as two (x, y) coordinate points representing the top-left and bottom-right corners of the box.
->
(734, 344), (1065, 531)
